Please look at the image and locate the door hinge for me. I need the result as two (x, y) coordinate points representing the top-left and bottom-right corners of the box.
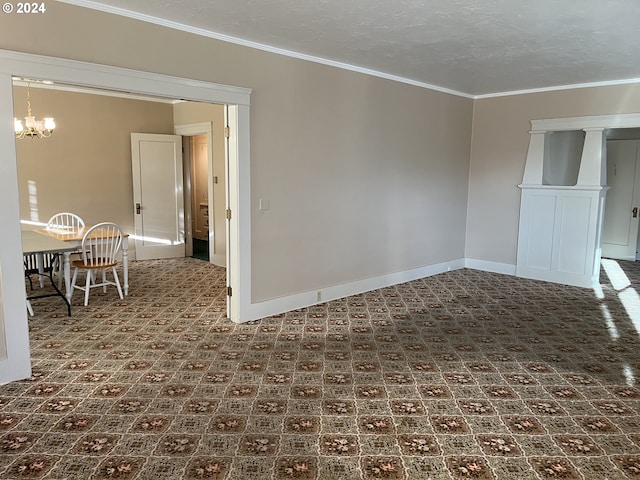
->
(226, 209), (232, 220)
(227, 286), (232, 296)
(224, 126), (230, 139)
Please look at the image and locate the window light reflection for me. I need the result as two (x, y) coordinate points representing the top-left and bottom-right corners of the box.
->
(623, 364), (636, 386)
(598, 258), (639, 386)
(20, 219), (47, 227)
(129, 234), (183, 246)
(617, 287), (640, 336)
(601, 258), (631, 291)
(28, 180), (39, 222)
(599, 304), (619, 340)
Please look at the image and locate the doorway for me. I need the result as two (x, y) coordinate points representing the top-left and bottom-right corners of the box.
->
(0, 50), (252, 384)
(190, 134), (210, 262)
(175, 119), (226, 267)
(602, 131), (640, 261)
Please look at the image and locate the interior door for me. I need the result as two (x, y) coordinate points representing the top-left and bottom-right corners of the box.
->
(602, 140), (640, 260)
(131, 133), (185, 260)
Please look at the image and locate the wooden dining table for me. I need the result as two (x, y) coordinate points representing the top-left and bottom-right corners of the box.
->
(32, 226), (130, 302)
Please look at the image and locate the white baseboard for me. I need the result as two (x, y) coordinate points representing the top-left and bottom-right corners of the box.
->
(464, 258), (516, 276)
(243, 258), (467, 322)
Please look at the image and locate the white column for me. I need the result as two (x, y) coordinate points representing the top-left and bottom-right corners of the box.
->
(521, 131), (547, 185)
(577, 128), (606, 186)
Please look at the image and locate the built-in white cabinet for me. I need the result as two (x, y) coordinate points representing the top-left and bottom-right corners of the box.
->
(517, 124), (607, 288)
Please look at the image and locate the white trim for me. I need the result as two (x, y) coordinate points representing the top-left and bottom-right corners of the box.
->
(174, 122), (212, 137)
(531, 113), (640, 132)
(475, 77), (640, 100)
(59, 0), (640, 100)
(464, 259), (517, 276)
(0, 73), (31, 385)
(244, 259), (466, 321)
(13, 78), (178, 104)
(58, 0), (473, 100)
(0, 49), (251, 105)
(230, 105), (252, 322)
(518, 184), (609, 192)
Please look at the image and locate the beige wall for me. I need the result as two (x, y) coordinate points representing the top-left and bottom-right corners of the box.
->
(13, 85), (175, 236)
(467, 84), (640, 265)
(2, 2), (473, 303)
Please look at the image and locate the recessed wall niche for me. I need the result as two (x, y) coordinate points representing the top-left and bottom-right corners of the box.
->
(542, 130), (585, 186)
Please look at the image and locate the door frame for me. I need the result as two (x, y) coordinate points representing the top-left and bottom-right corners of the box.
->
(601, 139), (640, 260)
(174, 122), (219, 265)
(0, 49), (251, 384)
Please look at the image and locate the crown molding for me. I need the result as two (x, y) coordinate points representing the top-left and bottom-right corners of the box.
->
(58, 0), (640, 101)
(474, 77), (640, 100)
(58, 0), (474, 99)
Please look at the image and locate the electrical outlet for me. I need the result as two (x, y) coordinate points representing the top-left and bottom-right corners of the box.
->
(316, 291), (322, 302)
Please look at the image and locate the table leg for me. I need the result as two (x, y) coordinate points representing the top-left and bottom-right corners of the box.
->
(123, 237), (129, 295)
(37, 252), (45, 288)
(63, 252), (72, 303)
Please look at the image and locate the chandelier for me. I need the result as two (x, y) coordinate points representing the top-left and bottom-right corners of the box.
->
(14, 82), (55, 139)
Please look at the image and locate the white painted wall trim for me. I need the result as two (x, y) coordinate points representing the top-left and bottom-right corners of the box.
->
(518, 185), (607, 191)
(174, 122), (213, 137)
(57, 0), (640, 100)
(14, 78), (178, 104)
(243, 259), (466, 321)
(0, 49), (251, 106)
(531, 114), (640, 133)
(0, 73), (31, 385)
(58, 0), (473, 100)
(228, 105), (251, 322)
(475, 77), (640, 100)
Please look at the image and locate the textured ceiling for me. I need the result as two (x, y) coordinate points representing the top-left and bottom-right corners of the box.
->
(62, 0), (640, 97)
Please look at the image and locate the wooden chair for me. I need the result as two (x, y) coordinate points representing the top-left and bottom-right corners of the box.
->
(47, 212), (85, 286)
(46, 212), (85, 234)
(70, 222), (124, 306)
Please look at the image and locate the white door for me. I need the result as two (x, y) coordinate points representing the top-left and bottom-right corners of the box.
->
(602, 140), (640, 260)
(131, 133), (185, 260)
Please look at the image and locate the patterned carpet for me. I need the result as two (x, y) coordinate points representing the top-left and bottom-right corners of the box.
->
(1, 257), (640, 479)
